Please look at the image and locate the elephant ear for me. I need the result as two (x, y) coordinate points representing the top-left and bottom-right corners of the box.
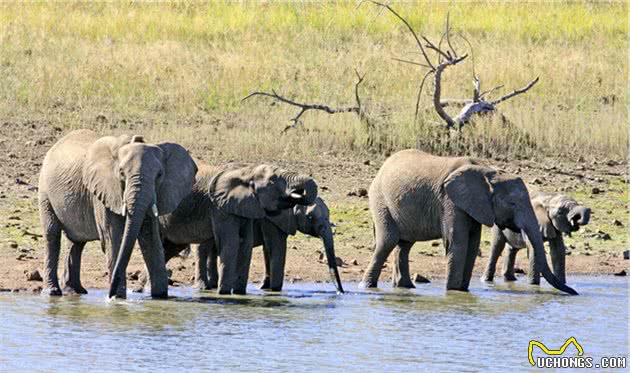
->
(444, 165), (495, 227)
(266, 208), (297, 235)
(533, 199), (556, 239)
(209, 168), (266, 219)
(82, 135), (130, 215)
(156, 143), (198, 215)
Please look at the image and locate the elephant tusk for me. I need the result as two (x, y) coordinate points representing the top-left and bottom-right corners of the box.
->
(151, 204), (159, 217)
(121, 202), (126, 217)
(289, 192), (303, 199)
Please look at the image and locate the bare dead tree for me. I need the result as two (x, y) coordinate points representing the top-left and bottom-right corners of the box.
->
(361, 1), (539, 129)
(243, 70), (371, 133)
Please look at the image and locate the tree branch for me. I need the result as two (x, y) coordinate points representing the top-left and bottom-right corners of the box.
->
(414, 70), (434, 120)
(432, 54), (468, 128)
(490, 77), (540, 105)
(243, 72), (370, 132)
(359, 0), (435, 70)
(479, 84), (504, 99)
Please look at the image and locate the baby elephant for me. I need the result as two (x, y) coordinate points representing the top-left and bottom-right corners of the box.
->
(195, 197), (344, 293)
(482, 192), (590, 284)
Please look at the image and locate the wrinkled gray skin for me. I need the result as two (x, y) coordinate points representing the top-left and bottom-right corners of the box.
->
(188, 197), (343, 293)
(482, 192), (590, 284)
(156, 162), (318, 295)
(361, 149), (577, 295)
(39, 130), (197, 298)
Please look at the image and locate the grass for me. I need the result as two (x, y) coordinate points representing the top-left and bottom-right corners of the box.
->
(0, 1), (627, 161)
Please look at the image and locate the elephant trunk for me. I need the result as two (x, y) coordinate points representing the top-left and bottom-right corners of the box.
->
(109, 180), (155, 299)
(569, 206), (590, 227)
(283, 172), (318, 206)
(521, 225), (578, 295)
(320, 223), (344, 293)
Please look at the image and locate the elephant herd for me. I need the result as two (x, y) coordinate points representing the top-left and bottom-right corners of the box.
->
(38, 130), (589, 299)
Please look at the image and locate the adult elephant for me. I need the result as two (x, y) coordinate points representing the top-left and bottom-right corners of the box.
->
(39, 130), (197, 298)
(482, 192), (590, 284)
(158, 162), (318, 295)
(191, 197), (343, 293)
(360, 149), (577, 295)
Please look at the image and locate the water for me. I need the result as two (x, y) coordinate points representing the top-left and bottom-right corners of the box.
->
(1, 276), (627, 372)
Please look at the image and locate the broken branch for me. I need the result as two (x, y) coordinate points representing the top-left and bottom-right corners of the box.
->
(490, 77), (540, 105)
(433, 55), (468, 128)
(243, 71), (369, 132)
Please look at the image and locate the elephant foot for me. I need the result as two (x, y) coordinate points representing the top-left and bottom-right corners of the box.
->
(528, 279), (541, 285)
(150, 291), (168, 299)
(217, 287), (232, 295)
(110, 288), (127, 299)
(63, 284), (88, 295)
(259, 277), (271, 290)
(446, 287), (470, 292)
(392, 278), (416, 289)
(358, 280), (378, 289)
(232, 287), (247, 295)
(43, 286), (63, 296)
(503, 274), (517, 282)
(481, 273), (494, 282)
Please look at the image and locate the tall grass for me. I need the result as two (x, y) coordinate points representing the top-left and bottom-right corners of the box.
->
(0, 1), (627, 162)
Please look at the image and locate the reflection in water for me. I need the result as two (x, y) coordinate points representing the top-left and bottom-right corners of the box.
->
(0, 277), (627, 371)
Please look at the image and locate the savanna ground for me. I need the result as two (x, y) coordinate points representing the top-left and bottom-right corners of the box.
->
(0, 1), (627, 292)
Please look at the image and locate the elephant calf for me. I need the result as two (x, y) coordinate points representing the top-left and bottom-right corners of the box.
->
(482, 192), (590, 284)
(361, 149), (577, 295)
(156, 161), (322, 295)
(191, 197), (343, 293)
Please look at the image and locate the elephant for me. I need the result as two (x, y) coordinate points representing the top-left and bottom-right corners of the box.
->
(38, 129), (197, 298)
(482, 192), (590, 284)
(156, 161), (319, 295)
(186, 197), (343, 293)
(360, 149), (578, 295)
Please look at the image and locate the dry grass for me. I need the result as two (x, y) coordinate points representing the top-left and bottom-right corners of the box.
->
(0, 1), (627, 161)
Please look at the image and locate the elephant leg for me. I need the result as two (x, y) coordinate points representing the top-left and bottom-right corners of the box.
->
(136, 217), (168, 298)
(207, 240), (219, 289)
(39, 196), (63, 296)
(99, 211), (127, 298)
(461, 223), (481, 290)
(135, 239), (182, 293)
(502, 246), (518, 281)
(527, 242), (541, 285)
(62, 239), (88, 294)
(260, 240), (272, 290)
(213, 215), (240, 295)
(482, 226), (506, 282)
(391, 241), (415, 288)
(444, 211), (471, 291)
(361, 212), (399, 288)
(233, 219), (254, 295)
(260, 220), (287, 291)
(194, 241), (214, 290)
(549, 237), (566, 284)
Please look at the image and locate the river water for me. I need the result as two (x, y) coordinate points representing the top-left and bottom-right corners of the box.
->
(0, 276), (627, 372)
